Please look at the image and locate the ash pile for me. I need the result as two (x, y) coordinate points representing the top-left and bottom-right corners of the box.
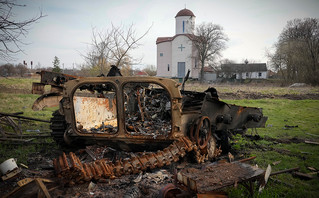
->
(124, 84), (172, 137)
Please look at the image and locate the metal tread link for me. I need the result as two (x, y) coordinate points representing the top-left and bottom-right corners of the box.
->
(50, 110), (67, 145)
(53, 137), (201, 185)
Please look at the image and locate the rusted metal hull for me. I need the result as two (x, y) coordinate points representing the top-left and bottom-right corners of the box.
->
(32, 93), (62, 111)
(32, 71), (267, 154)
(58, 77), (266, 148)
(74, 96), (117, 132)
(177, 162), (264, 193)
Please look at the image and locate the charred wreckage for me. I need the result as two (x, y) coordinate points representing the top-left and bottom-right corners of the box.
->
(31, 68), (267, 185)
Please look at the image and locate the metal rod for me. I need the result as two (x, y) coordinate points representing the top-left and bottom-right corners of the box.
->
(238, 156), (256, 163)
(270, 167), (300, 176)
(0, 112), (50, 123)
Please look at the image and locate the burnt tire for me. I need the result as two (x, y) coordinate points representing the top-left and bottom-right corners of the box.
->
(50, 110), (68, 147)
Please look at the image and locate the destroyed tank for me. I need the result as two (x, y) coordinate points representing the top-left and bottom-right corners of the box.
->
(32, 70), (267, 157)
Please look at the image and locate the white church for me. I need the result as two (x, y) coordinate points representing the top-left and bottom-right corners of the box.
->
(156, 8), (200, 79)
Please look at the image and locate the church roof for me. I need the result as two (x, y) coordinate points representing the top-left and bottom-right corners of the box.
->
(175, 8), (195, 17)
(156, 34), (196, 44)
(156, 37), (173, 44)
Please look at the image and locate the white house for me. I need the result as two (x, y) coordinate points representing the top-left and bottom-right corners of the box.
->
(221, 63), (268, 79)
(156, 8), (200, 79)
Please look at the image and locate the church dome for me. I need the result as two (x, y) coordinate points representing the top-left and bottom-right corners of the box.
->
(175, 8), (195, 17)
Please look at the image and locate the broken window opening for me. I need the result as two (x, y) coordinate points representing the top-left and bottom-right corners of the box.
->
(73, 82), (118, 134)
(124, 82), (172, 137)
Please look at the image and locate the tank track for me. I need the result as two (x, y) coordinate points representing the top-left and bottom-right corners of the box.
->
(50, 110), (68, 146)
(53, 137), (222, 185)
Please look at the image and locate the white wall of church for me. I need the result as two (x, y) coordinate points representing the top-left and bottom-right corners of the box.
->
(191, 46), (200, 79)
(172, 35), (193, 78)
(156, 42), (172, 77)
(175, 16), (195, 35)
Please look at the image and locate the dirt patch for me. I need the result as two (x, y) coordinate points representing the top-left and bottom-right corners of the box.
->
(262, 136), (305, 144)
(244, 135), (305, 144)
(220, 91), (319, 100)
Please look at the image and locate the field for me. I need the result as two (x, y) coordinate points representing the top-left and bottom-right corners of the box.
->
(0, 77), (319, 197)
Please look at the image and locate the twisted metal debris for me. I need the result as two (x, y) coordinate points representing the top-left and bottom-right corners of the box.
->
(53, 137), (220, 185)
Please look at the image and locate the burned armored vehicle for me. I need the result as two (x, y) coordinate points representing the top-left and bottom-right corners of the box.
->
(32, 71), (267, 158)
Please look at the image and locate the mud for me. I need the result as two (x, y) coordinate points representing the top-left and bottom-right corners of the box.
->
(219, 91), (319, 100)
(244, 135), (305, 144)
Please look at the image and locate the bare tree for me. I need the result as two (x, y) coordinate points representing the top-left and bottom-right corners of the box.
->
(0, 0), (45, 61)
(268, 18), (319, 85)
(15, 63), (28, 76)
(266, 45), (288, 82)
(83, 27), (113, 75)
(143, 64), (157, 76)
(83, 24), (151, 76)
(193, 22), (228, 83)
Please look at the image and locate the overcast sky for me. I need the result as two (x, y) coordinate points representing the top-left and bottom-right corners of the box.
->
(8, 0), (319, 70)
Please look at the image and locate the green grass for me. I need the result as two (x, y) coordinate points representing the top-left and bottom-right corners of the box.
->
(0, 93), (56, 120)
(224, 99), (319, 138)
(0, 77), (39, 90)
(224, 99), (319, 197)
(0, 78), (58, 164)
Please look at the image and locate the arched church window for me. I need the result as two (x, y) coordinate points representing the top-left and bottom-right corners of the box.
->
(160, 53), (163, 57)
(183, 21), (185, 33)
(168, 64), (170, 71)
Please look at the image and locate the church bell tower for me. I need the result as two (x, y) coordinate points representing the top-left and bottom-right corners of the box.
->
(175, 8), (196, 35)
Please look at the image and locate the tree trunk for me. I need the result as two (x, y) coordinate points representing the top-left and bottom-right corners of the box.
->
(200, 60), (205, 83)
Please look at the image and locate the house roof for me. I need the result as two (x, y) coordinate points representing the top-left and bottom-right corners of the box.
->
(156, 34), (196, 44)
(135, 71), (148, 76)
(203, 67), (216, 72)
(221, 63), (267, 72)
(175, 8), (195, 17)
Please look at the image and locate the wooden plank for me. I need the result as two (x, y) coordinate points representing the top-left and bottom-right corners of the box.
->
(0, 125), (7, 138)
(35, 179), (52, 198)
(293, 172), (314, 180)
(305, 133), (319, 137)
(4, 134), (51, 138)
(305, 140), (319, 145)
(5, 116), (21, 134)
(0, 138), (34, 142)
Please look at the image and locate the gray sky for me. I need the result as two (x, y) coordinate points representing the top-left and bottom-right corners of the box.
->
(9, 0), (319, 70)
